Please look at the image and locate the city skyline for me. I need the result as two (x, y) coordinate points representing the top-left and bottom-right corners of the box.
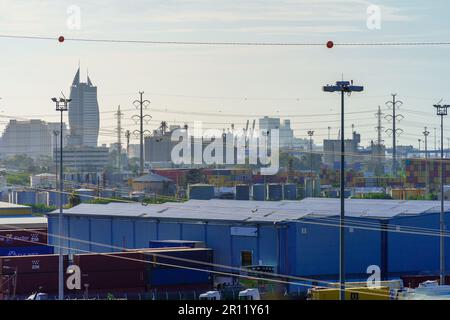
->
(0, 0), (449, 147)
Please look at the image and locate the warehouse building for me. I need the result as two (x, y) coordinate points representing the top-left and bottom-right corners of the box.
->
(47, 198), (450, 293)
(0, 201), (33, 216)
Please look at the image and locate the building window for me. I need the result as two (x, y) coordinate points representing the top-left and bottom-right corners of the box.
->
(241, 251), (253, 267)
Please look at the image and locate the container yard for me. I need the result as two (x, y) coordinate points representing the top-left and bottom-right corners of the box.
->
(0, 247), (214, 299)
(42, 198), (450, 299)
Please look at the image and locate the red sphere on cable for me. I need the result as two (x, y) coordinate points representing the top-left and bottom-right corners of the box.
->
(326, 40), (334, 49)
(58, 36), (65, 43)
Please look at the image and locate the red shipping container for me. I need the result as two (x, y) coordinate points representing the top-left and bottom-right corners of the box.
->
(0, 272), (68, 295)
(0, 254), (68, 275)
(74, 252), (146, 273)
(79, 270), (146, 290)
(0, 229), (48, 248)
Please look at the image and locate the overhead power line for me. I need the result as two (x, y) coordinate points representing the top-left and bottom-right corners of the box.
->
(2, 34), (450, 47)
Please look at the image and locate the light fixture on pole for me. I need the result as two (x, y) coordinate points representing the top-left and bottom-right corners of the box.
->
(434, 103), (449, 286)
(307, 130), (315, 178)
(323, 80), (364, 300)
(51, 96), (71, 301)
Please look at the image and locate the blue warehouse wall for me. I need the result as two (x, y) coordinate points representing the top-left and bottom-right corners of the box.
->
(181, 223), (206, 242)
(135, 220), (157, 248)
(48, 215), (70, 254)
(205, 224), (231, 267)
(293, 218), (382, 279)
(68, 216), (90, 255)
(231, 235), (258, 266)
(112, 218), (135, 250)
(388, 212), (450, 276)
(90, 218), (112, 252)
(158, 222), (181, 239)
(51, 215), (281, 277)
(258, 226), (278, 267)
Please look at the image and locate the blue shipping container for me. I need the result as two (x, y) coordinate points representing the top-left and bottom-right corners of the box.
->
(149, 240), (199, 249)
(235, 185), (250, 200)
(252, 184), (266, 201)
(0, 245), (54, 256)
(149, 268), (211, 286)
(189, 185), (215, 200)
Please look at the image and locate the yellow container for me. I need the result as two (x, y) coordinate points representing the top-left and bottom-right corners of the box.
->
(309, 287), (391, 300)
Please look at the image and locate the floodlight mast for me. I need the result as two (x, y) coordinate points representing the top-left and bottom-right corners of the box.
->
(434, 103), (450, 286)
(51, 95), (71, 301)
(323, 80), (364, 301)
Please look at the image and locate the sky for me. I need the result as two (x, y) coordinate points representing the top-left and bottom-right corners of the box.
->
(0, 0), (450, 148)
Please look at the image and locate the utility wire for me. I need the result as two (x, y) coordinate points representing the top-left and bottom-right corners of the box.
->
(1, 34), (450, 47)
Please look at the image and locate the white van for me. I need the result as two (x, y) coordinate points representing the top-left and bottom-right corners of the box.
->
(238, 288), (261, 300)
(199, 291), (221, 300)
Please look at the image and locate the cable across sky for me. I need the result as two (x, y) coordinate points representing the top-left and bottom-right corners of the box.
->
(1, 34), (450, 47)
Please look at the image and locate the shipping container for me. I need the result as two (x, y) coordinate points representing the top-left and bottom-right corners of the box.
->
(252, 184), (266, 201)
(283, 184), (297, 200)
(145, 248), (213, 270)
(0, 254), (68, 275)
(235, 185), (250, 200)
(0, 229), (48, 248)
(148, 240), (205, 249)
(79, 270), (146, 290)
(10, 272), (61, 295)
(148, 268), (212, 287)
(73, 251), (146, 272)
(0, 245), (54, 257)
(308, 287), (391, 300)
(188, 184), (215, 200)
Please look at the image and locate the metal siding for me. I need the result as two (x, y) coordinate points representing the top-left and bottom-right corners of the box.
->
(47, 215), (58, 247)
(68, 216), (90, 255)
(231, 233), (258, 267)
(90, 218), (112, 252)
(51, 215), (70, 254)
(112, 218), (135, 250)
(181, 223), (206, 242)
(134, 220), (157, 248)
(295, 219), (381, 277)
(258, 225), (278, 267)
(158, 222), (181, 240)
(206, 224), (231, 267)
(388, 213), (441, 275)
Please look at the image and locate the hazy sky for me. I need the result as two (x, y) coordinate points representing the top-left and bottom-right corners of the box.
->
(0, 0), (449, 147)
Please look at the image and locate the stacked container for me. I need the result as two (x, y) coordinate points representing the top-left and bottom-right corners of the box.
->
(0, 229), (53, 257)
(283, 184), (297, 200)
(73, 251), (147, 292)
(252, 184), (266, 201)
(0, 254), (69, 296)
(235, 185), (250, 200)
(188, 184), (215, 200)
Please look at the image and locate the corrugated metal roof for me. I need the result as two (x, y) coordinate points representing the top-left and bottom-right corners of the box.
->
(133, 173), (173, 183)
(0, 202), (30, 209)
(0, 216), (47, 230)
(48, 198), (448, 223)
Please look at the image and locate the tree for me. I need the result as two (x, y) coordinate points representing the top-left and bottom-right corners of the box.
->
(69, 192), (81, 207)
(186, 169), (203, 185)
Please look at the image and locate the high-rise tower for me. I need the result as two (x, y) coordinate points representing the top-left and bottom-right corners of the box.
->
(67, 68), (100, 147)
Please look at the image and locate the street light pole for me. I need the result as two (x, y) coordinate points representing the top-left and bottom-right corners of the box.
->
(424, 127), (430, 194)
(307, 130), (314, 178)
(434, 103), (449, 286)
(52, 96), (71, 301)
(323, 80), (364, 300)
